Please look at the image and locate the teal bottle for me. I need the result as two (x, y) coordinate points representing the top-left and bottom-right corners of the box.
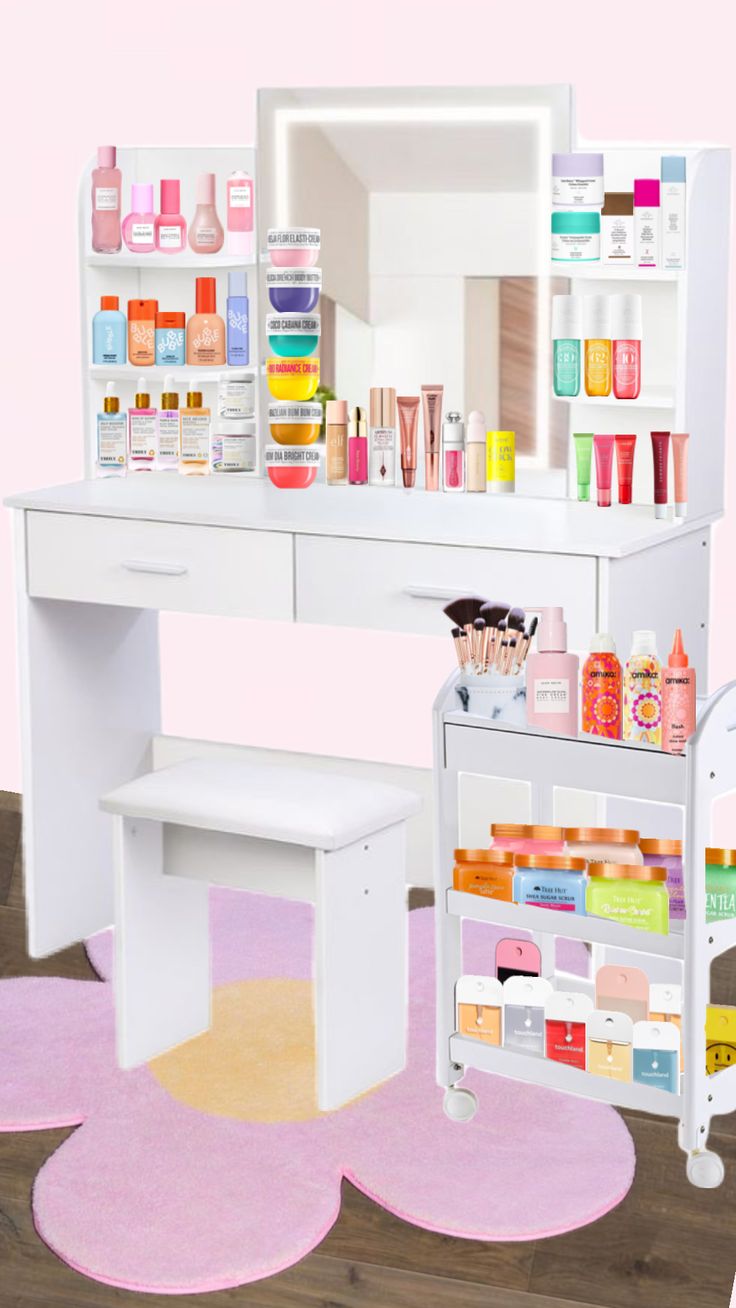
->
(551, 294), (581, 397)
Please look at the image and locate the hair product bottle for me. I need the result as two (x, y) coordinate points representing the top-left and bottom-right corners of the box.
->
(583, 295), (611, 397)
(180, 389), (211, 476)
(186, 278), (226, 366)
(623, 629), (662, 746)
(91, 146), (121, 253)
(96, 383), (127, 478)
(525, 607), (579, 736)
(128, 380), (157, 472)
(582, 633), (622, 739)
(662, 629), (696, 755)
(189, 173), (224, 254)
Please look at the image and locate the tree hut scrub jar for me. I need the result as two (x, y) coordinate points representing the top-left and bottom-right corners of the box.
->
(265, 444), (319, 489)
(552, 153), (605, 207)
(266, 356), (320, 401)
(551, 211), (601, 262)
(490, 824), (565, 856)
(705, 848), (736, 922)
(640, 838), (684, 921)
(268, 402), (323, 446)
(513, 854), (587, 913)
(266, 314), (320, 358)
(452, 848), (515, 901)
(267, 267), (321, 313)
(267, 228), (320, 268)
(586, 863), (669, 934)
(565, 827), (642, 865)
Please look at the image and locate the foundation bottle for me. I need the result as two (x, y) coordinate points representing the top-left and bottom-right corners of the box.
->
(465, 410), (487, 492)
(325, 400), (348, 485)
(583, 294), (611, 397)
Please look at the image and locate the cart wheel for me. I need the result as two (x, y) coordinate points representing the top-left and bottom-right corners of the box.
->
(443, 1087), (478, 1122)
(686, 1150), (725, 1189)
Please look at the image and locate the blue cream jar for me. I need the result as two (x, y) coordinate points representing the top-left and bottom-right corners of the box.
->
(551, 211), (601, 262)
(267, 267), (321, 313)
(513, 854), (587, 913)
(266, 313), (320, 358)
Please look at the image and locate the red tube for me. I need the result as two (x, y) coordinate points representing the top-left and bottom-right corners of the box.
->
(593, 434), (614, 508)
(650, 430), (670, 519)
(614, 434), (637, 505)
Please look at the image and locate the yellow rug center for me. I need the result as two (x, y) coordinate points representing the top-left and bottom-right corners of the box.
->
(148, 978), (357, 1124)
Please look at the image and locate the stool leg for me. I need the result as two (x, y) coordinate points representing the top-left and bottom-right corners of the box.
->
(314, 822), (407, 1111)
(114, 815), (210, 1069)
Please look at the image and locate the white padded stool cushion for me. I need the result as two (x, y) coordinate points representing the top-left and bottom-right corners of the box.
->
(101, 758), (422, 851)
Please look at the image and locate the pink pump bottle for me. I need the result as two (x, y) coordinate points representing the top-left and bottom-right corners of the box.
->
(525, 607), (580, 737)
(189, 173), (224, 254)
(91, 146), (121, 253)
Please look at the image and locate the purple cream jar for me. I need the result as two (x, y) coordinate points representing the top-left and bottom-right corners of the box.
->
(267, 266), (321, 314)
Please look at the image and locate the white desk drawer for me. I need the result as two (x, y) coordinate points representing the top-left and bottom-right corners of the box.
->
(26, 512), (294, 620)
(295, 535), (597, 645)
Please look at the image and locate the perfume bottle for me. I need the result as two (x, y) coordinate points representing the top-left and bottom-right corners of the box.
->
(186, 278), (226, 366)
(226, 270), (249, 366)
(128, 379), (157, 472)
(180, 390), (211, 476)
(154, 179), (187, 254)
(226, 171), (254, 257)
(348, 406), (368, 485)
(91, 146), (121, 253)
(122, 183), (156, 254)
(189, 173), (224, 254)
(96, 383), (127, 477)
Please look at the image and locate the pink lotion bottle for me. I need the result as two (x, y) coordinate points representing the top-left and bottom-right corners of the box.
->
(662, 628), (696, 754)
(189, 173), (224, 254)
(91, 146), (122, 253)
(525, 606), (580, 737)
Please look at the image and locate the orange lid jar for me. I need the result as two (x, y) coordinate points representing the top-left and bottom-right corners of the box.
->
(453, 848), (515, 901)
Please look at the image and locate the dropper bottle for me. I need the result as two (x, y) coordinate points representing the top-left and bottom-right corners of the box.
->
(96, 383), (127, 478)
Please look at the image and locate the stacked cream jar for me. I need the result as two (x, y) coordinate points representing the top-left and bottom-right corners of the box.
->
(264, 229), (322, 489)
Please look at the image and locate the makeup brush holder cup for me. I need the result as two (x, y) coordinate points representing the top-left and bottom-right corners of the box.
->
(455, 671), (527, 725)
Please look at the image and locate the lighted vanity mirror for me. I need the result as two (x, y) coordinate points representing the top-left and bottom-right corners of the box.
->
(258, 85), (572, 489)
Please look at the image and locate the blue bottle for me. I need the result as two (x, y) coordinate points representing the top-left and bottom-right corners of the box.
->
(155, 312), (186, 366)
(92, 295), (126, 365)
(226, 270), (249, 366)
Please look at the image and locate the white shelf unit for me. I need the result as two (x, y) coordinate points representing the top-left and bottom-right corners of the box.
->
(433, 669), (736, 1187)
(80, 145), (259, 479)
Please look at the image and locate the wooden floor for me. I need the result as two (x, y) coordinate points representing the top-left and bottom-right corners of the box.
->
(1, 791), (734, 1308)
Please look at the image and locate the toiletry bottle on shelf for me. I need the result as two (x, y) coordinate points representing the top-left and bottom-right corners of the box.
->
(128, 299), (158, 367)
(122, 183), (156, 254)
(552, 295), (581, 397)
(661, 157), (686, 272)
(525, 606), (579, 736)
(634, 179), (660, 268)
(443, 412), (465, 492)
(348, 406), (368, 485)
(465, 411), (486, 492)
(155, 179), (187, 254)
(96, 383), (127, 477)
(157, 377), (180, 472)
(325, 400), (348, 485)
(92, 295), (126, 365)
(601, 192), (634, 264)
(612, 293), (642, 400)
(189, 173), (224, 254)
(226, 270), (249, 366)
(186, 277), (226, 366)
(226, 171), (254, 257)
(583, 295), (611, 397)
(155, 312), (185, 366)
(91, 146), (121, 253)
(488, 431), (515, 493)
(180, 389), (211, 475)
(128, 380), (157, 472)
(623, 629), (662, 746)
(662, 628), (696, 755)
(369, 388), (397, 486)
(582, 633), (622, 739)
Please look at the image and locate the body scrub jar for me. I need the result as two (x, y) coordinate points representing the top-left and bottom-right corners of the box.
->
(267, 314), (320, 358)
(268, 402), (322, 446)
(565, 827), (642, 866)
(490, 824), (565, 857)
(267, 227), (320, 268)
(586, 862), (669, 934)
(267, 267), (321, 313)
(705, 848), (736, 922)
(453, 848), (515, 901)
(513, 854), (587, 913)
(266, 357), (319, 402)
(640, 838), (684, 921)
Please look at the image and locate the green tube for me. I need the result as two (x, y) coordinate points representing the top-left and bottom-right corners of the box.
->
(573, 433), (594, 502)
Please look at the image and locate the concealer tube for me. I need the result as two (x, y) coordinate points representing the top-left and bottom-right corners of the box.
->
(421, 384), (443, 491)
(397, 396), (420, 489)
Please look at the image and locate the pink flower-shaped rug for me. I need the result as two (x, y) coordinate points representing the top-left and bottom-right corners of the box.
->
(0, 893), (635, 1294)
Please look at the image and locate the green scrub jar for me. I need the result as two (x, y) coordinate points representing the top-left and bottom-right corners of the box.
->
(586, 862), (669, 934)
(705, 848), (736, 922)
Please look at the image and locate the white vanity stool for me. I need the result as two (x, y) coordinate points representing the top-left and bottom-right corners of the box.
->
(100, 758), (421, 1110)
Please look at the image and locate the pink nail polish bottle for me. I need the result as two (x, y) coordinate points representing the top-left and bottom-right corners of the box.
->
(348, 406), (368, 485)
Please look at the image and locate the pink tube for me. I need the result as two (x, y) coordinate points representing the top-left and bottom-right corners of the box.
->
(671, 432), (689, 518)
(651, 430), (671, 519)
(614, 434), (637, 505)
(593, 434), (614, 508)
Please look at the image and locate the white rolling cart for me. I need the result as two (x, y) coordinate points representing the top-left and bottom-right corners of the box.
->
(433, 669), (736, 1188)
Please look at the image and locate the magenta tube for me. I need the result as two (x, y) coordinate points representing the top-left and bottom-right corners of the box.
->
(593, 434), (614, 508)
(651, 430), (671, 519)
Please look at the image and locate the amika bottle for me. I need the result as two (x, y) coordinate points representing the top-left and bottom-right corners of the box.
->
(662, 629), (696, 754)
(582, 634), (622, 739)
(623, 630), (662, 746)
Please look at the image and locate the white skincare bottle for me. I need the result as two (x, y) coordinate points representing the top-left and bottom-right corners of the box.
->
(661, 156), (686, 271)
(634, 179), (660, 268)
(96, 382), (127, 478)
(465, 410), (487, 492)
(369, 387), (397, 486)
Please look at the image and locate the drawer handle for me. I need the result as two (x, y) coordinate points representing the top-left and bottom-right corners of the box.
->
(403, 585), (470, 601)
(121, 559), (189, 577)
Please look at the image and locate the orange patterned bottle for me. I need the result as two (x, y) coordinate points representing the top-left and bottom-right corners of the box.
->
(582, 634), (622, 739)
(623, 630), (662, 746)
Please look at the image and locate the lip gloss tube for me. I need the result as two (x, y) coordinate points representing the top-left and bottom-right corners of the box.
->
(397, 395), (419, 488)
(671, 432), (689, 518)
(593, 434), (614, 508)
(348, 406), (368, 485)
(651, 430), (671, 519)
(614, 434), (637, 505)
(421, 384), (443, 490)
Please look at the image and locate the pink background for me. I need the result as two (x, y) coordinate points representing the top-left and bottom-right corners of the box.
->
(1, 1), (734, 799)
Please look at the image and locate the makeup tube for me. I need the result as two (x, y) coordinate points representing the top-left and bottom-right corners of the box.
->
(397, 396), (419, 489)
(573, 433), (593, 501)
(593, 434), (614, 508)
(421, 384), (444, 491)
(671, 432), (689, 517)
(614, 434), (637, 505)
(651, 430), (671, 519)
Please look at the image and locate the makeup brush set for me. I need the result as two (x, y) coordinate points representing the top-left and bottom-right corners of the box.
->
(444, 596), (538, 677)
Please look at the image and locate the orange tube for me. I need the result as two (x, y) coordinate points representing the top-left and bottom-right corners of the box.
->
(671, 432), (689, 518)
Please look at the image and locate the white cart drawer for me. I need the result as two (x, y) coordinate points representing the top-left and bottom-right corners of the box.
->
(26, 511), (294, 620)
(296, 535), (597, 645)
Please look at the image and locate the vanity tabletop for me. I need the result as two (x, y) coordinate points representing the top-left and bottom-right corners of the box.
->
(5, 476), (716, 560)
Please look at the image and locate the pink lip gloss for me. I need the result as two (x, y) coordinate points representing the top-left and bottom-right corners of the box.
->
(443, 412), (465, 491)
(348, 406), (368, 484)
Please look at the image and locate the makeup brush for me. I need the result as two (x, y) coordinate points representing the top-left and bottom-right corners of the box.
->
(507, 606), (526, 633)
(479, 601), (510, 667)
(493, 618), (508, 669)
(443, 596), (488, 643)
(472, 618), (486, 671)
(451, 626), (469, 672)
(516, 615), (539, 670)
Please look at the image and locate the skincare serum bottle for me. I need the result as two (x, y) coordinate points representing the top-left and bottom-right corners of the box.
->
(525, 606), (579, 737)
(96, 382), (127, 477)
(348, 406), (368, 485)
(91, 145), (121, 253)
(128, 380), (157, 472)
(325, 399), (348, 485)
(180, 389), (211, 476)
(552, 295), (581, 397)
(661, 157), (686, 271)
(157, 376), (180, 471)
(583, 294), (611, 398)
(122, 183), (156, 253)
(155, 179), (187, 253)
(442, 411), (465, 491)
(369, 387), (397, 486)
(634, 179), (660, 268)
(186, 277), (226, 366)
(465, 411), (487, 492)
(226, 171), (254, 257)
(189, 173), (224, 254)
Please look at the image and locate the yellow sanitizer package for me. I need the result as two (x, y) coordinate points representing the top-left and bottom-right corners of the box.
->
(706, 1005), (736, 1075)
